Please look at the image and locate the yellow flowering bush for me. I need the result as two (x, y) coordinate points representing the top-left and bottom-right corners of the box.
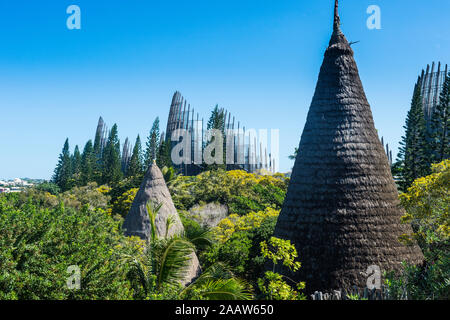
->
(399, 159), (449, 244)
(257, 237), (305, 300)
(111, 188), (139, 218)
(214, 208), (280, 243)
(169, 169), (288, 215)
(386, 160), (449, 300)
(60, 182), (110, 210)
(97, 185), (112, 194)
(226, 170), (288, 190)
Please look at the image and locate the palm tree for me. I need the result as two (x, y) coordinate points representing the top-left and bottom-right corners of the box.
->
(288, 148), (298, 160)
(181, 262), (253, 300)
(126, 200), (253, 300)
(151, 235), (196, 291)
(146, 201), (162, 242)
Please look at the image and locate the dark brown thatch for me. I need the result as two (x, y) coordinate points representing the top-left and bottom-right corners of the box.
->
(123, 162), (200, 285)
(273, 0), (423, 294)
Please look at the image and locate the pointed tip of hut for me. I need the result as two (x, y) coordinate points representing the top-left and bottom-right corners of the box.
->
(333, 0), (340, 31)
(328, 2), (351, 51)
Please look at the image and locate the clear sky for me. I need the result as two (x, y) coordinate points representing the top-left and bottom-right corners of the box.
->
(1, 0), (449, 179)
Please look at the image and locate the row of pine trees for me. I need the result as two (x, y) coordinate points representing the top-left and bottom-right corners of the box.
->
(395, 72), (449, 191)
(52, 117), (171, 191)
(52, 70), (448, 194)
(52, 103), (231, 191)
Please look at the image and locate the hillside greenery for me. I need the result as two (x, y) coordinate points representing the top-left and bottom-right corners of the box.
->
(2, 159), (448, 300)
(386, 159), (449, 300)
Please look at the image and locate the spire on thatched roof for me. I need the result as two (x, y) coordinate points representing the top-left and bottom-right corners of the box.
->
(273, 1), (423, 294)
(333, 0), (340, 31)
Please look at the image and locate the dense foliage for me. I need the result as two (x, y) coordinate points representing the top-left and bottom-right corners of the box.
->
(386, 160), (449, 299)
(11, 86), (450, 300)
(396, 81), (431, 191)
(257, 237), (306, 300)
(0, 192), (139, 299)
(202, 208), (281, 292)
(168, 169), (288, 215)
(51, 117), (168, 192)
(396, 72), (449, 191)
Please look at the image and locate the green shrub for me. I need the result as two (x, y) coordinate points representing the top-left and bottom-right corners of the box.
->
(169, 170), (288, 216)
(0, 192), (140, 300)
(386, 160), (450, 300)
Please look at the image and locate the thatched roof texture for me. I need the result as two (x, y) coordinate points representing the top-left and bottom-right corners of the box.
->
(273, 0), (423, 294)
(123, 162), (200, 285)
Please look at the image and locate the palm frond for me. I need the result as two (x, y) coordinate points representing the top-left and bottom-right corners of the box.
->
(154, 236), (195, 290)
(126, 257), (149, 296)
(165, 214), (176, 238)
(194, 278), (253, 300)
(146, 201), (162, 241)
(181, 262), (252, 300)
(194, 262), (234, 283)
(184, 226), (214, 249)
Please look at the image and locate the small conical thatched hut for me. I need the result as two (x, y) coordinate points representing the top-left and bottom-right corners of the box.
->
(123, 162), (184, 240)
(274, 0), (423, 294)
(123, 162), (200, 285)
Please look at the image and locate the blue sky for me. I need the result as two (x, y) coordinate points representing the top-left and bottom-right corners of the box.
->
(0, 0), (449, 179)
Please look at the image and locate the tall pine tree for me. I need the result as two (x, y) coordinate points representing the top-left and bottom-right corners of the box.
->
(127, 135), (144, 177)
(101, 124), (123, 185)
(430, 72), (450, 162)
(156, 138), (172, 169)
(121, 138), (131, 176)
(93, 117), (105, 158)
(397, 82), (431, 191)
(72, 145), (82, 182)
(205, 105), (226, 170)
(93, 117), (106, 184)
(52, 138), (73, 191)
(80, 140), (95, 185)
(144, 117), (160, 168)
(207, 105), (226, 132)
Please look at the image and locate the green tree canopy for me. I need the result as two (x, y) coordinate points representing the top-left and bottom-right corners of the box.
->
(145, 117), (160, 168)
(101, 124), (123, 185)
(72, 145), (82, 179)
(157, 138), (172, 169)
(80, 140), (95, 186)
(52, 138), (73, 191)
(205, 105), (226, 170)
(127, 135), (144, 177)
(431, 72), (450, 163)
(397, 82), (431, 191)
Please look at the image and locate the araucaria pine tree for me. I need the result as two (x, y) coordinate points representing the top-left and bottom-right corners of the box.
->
(207, 105), (226, 133)
(93, 116), (106, 183)
(121, 138), (131, 176)
(205, 105), (226, 170)
(430, 72), (450, 163)
(80, 140), (95, 185)
(127, 135), (144, 177)
(52, 138), (73, 191)
(156, 138), (172, 169)
(72, 145), (82, 182)
(145, 117), (160, 168)
(101, 124), (123, 185)
(397, 82), (431, 191)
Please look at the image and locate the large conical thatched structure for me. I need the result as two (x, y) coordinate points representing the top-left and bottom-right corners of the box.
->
(123, 162), (200, 285)
(274, 0), (423, 294)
